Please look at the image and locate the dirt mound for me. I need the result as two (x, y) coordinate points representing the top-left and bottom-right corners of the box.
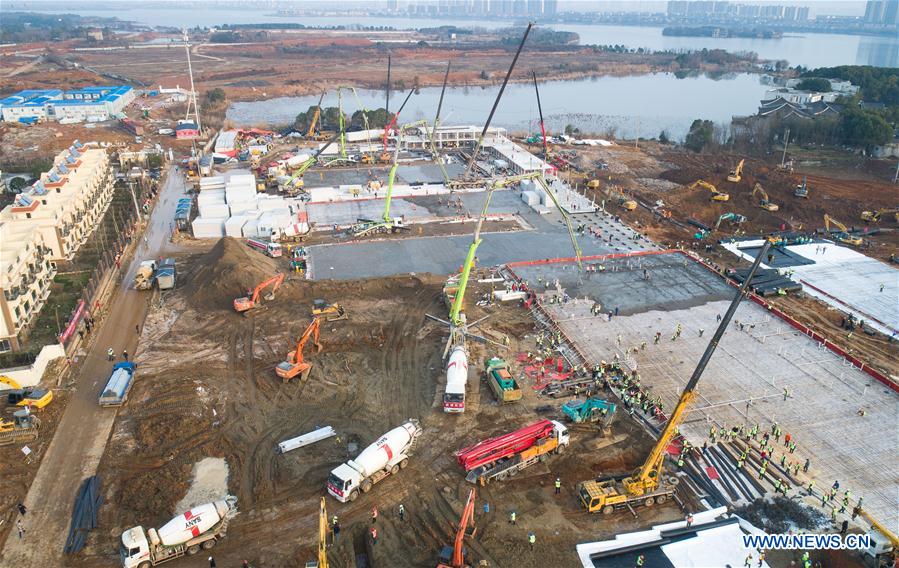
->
(183, 237), (280, 310)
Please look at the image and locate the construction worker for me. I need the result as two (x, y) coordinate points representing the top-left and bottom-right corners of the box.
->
(554, 477), (561, 494)
(780, 454), (787, 468)
(635, 554), (645, 567)
(528, 532), (536, 550)
(371, 506), (378, 524)
(784, 432), (792, 446)
(803, 458), (810, 473)
(509, 511), (516, 525)
(759, 466), (766, 480)
(789, 441), (796, 454)
(802, 551), (810, 564)
(398, 503), (405, 522)
(744, 554), (753, 567)
(774, 478), (782, 494)
(370, 526), (378, 546)
(107, 347), (115, 361)
(677, 455), (685, 468)
(757, 552), (766, 567)
(807, 480), (814, 496)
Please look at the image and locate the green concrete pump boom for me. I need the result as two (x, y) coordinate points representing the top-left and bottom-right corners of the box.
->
(428, 61), (452, 185)
(337, 88), (347, 160)
(284, 130), (343, 189)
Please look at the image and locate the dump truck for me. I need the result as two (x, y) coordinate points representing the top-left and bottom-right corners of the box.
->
(484, 357), (521, 403)
(327, 419), (422, 503)
(119, 497), (237, 568)
(99, 362), (136, 407)
(133, 260), (158, 290)
(455, 419), (569, 485)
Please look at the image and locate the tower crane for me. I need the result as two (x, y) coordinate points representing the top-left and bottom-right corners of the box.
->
(233, 273), (284, 314)
(275, 317), (322, 382)
(532, 71), (550, 161)
(436, 489), (477, 568)
(578, 241), (770, 514)
(426, 61), (452, 185)
(823, 214), (862, 246)
(726, 159), (744, 182)
(688, 180), (729, 201)
(752, 183), (779, 211)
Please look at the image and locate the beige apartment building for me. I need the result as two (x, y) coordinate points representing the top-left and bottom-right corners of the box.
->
(0, 142), (114, 352)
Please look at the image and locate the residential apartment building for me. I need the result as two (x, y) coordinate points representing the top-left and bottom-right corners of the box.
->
(0, 142), (115, 351)
(0, 221), (56, 352)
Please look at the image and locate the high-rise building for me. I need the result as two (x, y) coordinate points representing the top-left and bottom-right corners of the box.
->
(796, 6), (810, 20)
(864, 0), (885, 22)
(883, 0), (899, 23)
(783, 6), (797, 20)
(667, 1), (689, 16)
(513, 0), (527, 15)
(387, 0), (398, 11)
(543, 0), (557, 16)
(527, 0), (542, 16)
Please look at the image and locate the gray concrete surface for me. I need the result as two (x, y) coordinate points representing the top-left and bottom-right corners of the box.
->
(514, 253), (731, 316)
(536, 258), (899, 532)
(306, 190), (657, 280)
(0, 167), (189, 567)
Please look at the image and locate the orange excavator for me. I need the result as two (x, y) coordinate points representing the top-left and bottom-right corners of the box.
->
(233, 273), (284, 314)
(275, 317), (322, 382)
(437, 489), (477, 568)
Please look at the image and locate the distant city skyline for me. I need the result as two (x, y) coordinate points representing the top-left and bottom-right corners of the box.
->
(12, 0), (871, 17)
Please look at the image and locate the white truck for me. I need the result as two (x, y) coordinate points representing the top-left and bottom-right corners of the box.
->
(327, 420), (421, 503)
(133, 260), (158, 290)
(120, 497), (237, 568)
(443, 345), (468, 413)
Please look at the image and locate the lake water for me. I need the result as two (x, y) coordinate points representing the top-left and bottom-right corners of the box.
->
(226, 73), (770, 140)
(23, 8), (898, 68)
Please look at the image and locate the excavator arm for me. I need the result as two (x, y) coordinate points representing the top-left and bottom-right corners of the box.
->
(306, 91), (326, 138)
(292, 318), (322, 365)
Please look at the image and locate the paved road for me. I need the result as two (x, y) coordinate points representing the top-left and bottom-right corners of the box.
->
(0, 167), (187, 567)
(307, 191), (656, 280)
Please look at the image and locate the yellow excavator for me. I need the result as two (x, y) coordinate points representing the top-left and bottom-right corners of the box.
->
(752, 183), (779, 212)
(726, 159), (745, 183)
(1, 375), (53, 409)
(305, 497), (330, 568)
(861, 208), (899, 223)
(578, 242), (770, 514)
(688, 180), (729, 202)
(823, 214), (863, 246)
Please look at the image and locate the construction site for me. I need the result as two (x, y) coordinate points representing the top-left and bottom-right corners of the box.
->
(1, 20), (898, 568)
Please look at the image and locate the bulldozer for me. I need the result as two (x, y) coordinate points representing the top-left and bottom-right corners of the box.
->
(688, 180), (729, 202)
(726, 159), (745, 183)
(752, 183), (780, 212)
(0, 408), (41, 446)
(311, 299), (348, 322)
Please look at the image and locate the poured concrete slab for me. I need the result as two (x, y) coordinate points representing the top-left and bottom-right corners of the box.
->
(306, 198), (432, 226)
(537, 258), (899, 531)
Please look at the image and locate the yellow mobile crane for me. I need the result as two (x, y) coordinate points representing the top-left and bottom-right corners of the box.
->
(688, 180), (729, 202)
(823, 214), (863, 246)
(854, 505), (897, 565)
(727, 159), (745, 182)
(281, 130), (343, 194)
(306, 91), (326, 139)
(579, 241), (770, 514)
(752, 183), (779, 211)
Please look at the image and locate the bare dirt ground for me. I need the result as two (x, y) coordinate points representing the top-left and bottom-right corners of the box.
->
(66, 237), (675, 567)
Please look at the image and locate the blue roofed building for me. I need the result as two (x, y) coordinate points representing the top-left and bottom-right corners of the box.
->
(0, 85), (135, 123)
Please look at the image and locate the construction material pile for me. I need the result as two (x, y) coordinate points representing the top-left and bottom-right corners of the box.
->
(64, 475), (102, 554)
(183, 237), (280, 309)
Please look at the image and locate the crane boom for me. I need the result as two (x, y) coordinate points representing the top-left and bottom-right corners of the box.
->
(306, 91), (326, 138)
(580, 242), (770, 512)
(535, 175), (582, 269)
(532, 71), (549, 159)
(463, 23), (533, 179)
(283, 130), (343, 190)
(337, 88), (347, 160)
(627, 240), (769, 494)
(317, 497), (329, 568)
(382, 89), (415, 151)
(427, 61), (452, 185)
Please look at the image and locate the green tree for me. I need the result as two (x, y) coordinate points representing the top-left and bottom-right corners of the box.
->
(8, 177), (29, 192)
(659, 130), (670, 144)
(207, 88), (226, 103)
(839, 107), (894, 151)
(796, 78), (831, 92)
(685, 119), (715, 152)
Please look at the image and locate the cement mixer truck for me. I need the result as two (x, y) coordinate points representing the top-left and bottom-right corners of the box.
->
(119, 497), (237, 568)
(327, 420), (422, 503)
